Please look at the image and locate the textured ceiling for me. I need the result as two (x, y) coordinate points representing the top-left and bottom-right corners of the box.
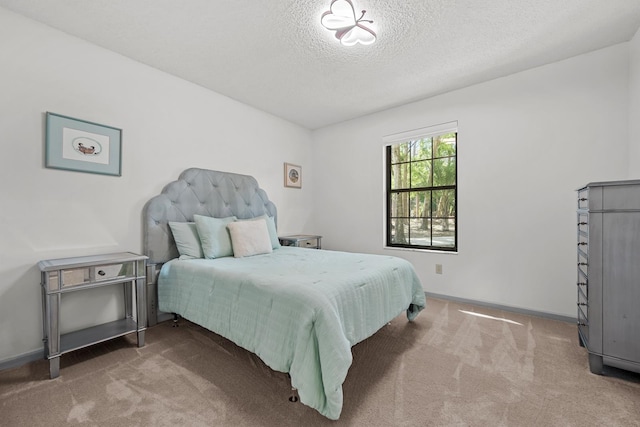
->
(2, 0), (640, 129)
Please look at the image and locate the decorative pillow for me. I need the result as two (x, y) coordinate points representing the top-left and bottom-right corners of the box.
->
(227, 219), (273, 258)
(194, 215), (237, 258)
(241, 215), (281, 249)
(168, 222), (203, 259)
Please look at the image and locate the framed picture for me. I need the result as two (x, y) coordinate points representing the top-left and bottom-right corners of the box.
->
(284, 163), (302, 188)
(45, 112), (122, 176)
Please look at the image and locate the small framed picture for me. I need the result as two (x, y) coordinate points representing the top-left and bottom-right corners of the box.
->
(284, 163), (302, 188)
(45, 112), (122, 176)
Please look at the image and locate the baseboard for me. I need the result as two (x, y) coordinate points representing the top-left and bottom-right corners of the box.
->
(0, 293), (574, 373)
(425, 292), (576, 324)
(0, 349), (43, 372)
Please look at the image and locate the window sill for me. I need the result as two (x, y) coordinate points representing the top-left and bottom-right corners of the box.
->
(383, 246), (458, 255)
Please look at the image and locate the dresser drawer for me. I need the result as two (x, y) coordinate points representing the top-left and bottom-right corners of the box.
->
(577, 232), (589, 251)
(602, 185), (640, 210)
(577, 188), (589, 210)
(577, 248), (588, 274)
(577, 213), (588, 233)
(578, 285), (588, 316)
(577, 307), (589, 345)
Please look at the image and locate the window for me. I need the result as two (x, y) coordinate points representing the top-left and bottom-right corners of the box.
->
(385, 123), (457, 251)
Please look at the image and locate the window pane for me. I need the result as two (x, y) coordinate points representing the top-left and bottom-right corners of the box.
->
(434, 133), (456, 157)
(391, 143), (410, 164)
(433, 157), (456, 186)
(391, 163), (410, 189)
(409, 218), (431, 246)
(386, 129), (457, 251)
(432, 219), (455, 248)
(410, 138), (432, 161)
(390, 218), (409, 244)
(409, 191), (430, 218)
(432, 190), (455, 218)
(410, 160), (432, 188)
(390, 192), (409, 218)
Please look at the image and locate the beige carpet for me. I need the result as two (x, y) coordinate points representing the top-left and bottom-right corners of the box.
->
(1, 297), (639, 426)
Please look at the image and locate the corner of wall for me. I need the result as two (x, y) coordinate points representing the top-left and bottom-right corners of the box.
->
(628, 27), (640, 178)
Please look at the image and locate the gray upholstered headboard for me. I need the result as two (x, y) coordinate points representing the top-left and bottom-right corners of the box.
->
(143, 168), (277, 265)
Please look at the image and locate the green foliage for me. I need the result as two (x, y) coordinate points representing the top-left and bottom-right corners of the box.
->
(389, 133), (456, 247)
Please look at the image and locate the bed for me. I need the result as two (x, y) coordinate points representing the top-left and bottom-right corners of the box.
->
(143, 168), (426, 420)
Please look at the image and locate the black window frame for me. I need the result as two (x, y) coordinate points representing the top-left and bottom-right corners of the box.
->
(385, 132), (458, 252)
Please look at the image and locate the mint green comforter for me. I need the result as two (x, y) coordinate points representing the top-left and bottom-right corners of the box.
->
(158, 247), (425, 419)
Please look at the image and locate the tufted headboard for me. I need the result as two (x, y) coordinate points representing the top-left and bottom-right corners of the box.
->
(143, 168), (277, 265)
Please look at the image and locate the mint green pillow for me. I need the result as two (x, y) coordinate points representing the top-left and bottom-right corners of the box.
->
(194, 215), (237, 258)
(168, 222), (203, 259)
(264, 216), (281, 249)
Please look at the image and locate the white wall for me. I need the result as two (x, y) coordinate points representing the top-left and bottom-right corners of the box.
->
(0, 8), (314, 364)
(629, 28), (640, 177)
(311, 44), (631, 318)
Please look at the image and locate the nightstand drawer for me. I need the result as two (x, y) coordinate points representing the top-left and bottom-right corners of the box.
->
(278, 234), (322, 249)
(85, 264), (125, 284)
(301, 238), (319, 248)
(45, 263), (127, 291)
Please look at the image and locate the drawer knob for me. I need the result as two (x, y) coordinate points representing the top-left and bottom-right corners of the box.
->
(578, 222), (587, 226)
(579, 198), (587, 202)
(578, 262), (588, 266)
(577, 302), (587, 306)
(577, 282), (587, 286)
(577, 242), (587, 246)
(577, 322), (587, 326)
(98, 270), (106, 276)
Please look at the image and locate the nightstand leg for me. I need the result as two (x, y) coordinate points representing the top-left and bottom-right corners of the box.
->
(135, 276), (146, 347)
(49, 357), (60, 379)
(137, 330), (145, 347)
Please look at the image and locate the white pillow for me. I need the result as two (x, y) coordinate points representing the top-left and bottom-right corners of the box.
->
(240, 215), (281, 249)
(227, 219), (273, 258)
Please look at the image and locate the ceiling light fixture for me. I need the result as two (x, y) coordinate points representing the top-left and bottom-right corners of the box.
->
(321, 0), (376, 46)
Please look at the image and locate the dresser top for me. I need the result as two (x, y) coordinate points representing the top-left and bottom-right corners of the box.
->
(578, 179), (640, 190)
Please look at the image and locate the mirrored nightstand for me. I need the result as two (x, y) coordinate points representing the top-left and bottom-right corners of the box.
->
(38, 252), (147, 379)
(278, 234), (322, 249)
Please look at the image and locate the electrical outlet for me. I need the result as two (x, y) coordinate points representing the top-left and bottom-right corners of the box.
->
(435, 264), (443, 274)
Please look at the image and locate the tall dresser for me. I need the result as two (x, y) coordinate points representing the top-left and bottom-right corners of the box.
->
(577, 180), (640, 374)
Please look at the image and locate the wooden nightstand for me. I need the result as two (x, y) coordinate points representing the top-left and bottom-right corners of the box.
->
(279, 234), (322, 249)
